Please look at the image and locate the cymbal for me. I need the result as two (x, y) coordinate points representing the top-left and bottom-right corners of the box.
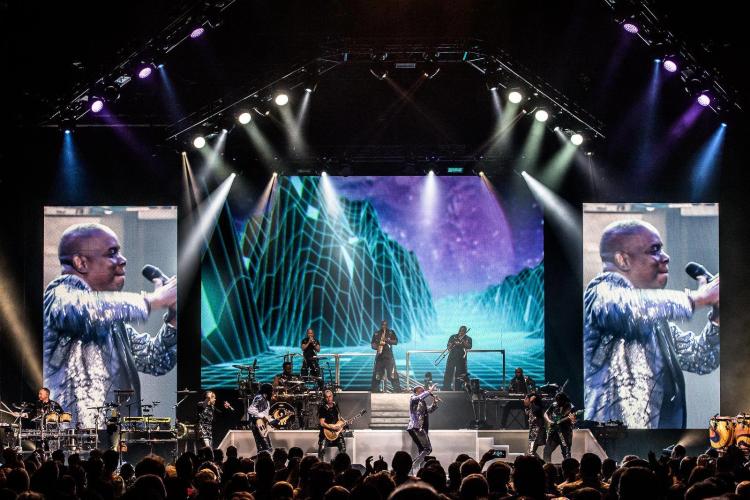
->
(105, 402), (120, 408)
(284, 380), (304, 385)
(177, 390), (198, 395)
(114, 389), (135, 394)
(12, 402), (34, 410)
(86, 406), (108, 410)
(232, 364), (254, 370)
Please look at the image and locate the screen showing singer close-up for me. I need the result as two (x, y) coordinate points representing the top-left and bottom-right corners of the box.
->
(42, 206), (178, 431)
(582, 203), (720, 429)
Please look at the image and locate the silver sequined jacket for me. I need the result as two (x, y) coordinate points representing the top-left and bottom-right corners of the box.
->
(407, 390), (438, 431)
(43, 274), (177, 428)
(584, 272), (719, 429)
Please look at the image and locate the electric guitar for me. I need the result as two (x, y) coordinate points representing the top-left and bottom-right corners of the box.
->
(545, 409), (584, 432)
(323, 409), (367, 441)
(255, 411), (295, 437)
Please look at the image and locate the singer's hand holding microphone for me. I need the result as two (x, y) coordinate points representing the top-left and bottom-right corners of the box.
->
(141, 265), (178, 325)
(685, 262), (719, 323)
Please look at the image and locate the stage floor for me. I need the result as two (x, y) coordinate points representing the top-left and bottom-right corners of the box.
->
(217, 429), (606, 464)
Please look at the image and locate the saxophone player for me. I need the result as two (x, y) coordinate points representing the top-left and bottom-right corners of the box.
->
(370, 320), (401, 393)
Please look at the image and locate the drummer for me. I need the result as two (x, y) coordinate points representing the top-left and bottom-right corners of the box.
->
(272, 361), (302, 394)
(33, 387), (64, 421)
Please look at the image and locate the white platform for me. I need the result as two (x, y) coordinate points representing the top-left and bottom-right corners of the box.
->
(218, 429), (606, 464)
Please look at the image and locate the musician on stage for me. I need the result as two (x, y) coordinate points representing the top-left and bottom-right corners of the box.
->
(442, 326), (472, 391)
(407, 384), (439, 472)
(370, 320), (401, 393)
(301, 328), (321, 378)
(248, 383), (275, 454)
(32, 387), (63, 421)
(509, 367), (536, 394)
(523, 390), (547, 457)
(196, 391), (233, 448)
(543, 392), (576, 463)
(272, 361), (299, 389)
(317, 389), (346, 460)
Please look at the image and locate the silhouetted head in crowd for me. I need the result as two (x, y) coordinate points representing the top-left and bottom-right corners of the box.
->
(270, 480), (294, 499)
(670, 444), (686, 460)
(736, 481), (750, 498)
(455, 454), (471, 464)
(618, 466), (658, 500)
(418, 462), (447, 493)
(288, 447), (304, 460)
(580, 453), (603, 481)
(486, 461), (511, 494)
(685, 480), (722, 500)
(390, 482), (441, 500)
(512, 455), (546, 498)
(324, 485), (352, 500)
(135, 454), (166, 479)
(561, 457), (581, 481)
(572, 486), (603, 500)
(272, 448), (288, 468)
(459, 459), (481, 478)
(448, 462), (462, 491)
(373, 457), (388, 473)
(602, 458), (617, 480)
(363, 471), (396, 500)
(332, 452), (352, 475)
(688, 465), (713, 486)
(460, 473), (489, 500)
(391, 451), (413, 479)
(129, 474), (167, 500)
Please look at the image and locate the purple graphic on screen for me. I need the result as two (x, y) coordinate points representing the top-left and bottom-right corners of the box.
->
(331, 176), (543, 298)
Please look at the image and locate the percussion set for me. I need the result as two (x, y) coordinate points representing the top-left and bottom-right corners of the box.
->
(709, 413), (750, 451)
(0, 401), (97, 453)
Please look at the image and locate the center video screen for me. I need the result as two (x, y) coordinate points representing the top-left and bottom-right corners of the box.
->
(582, 203), (719, 429)
(43, 206), (178, 429)
(201, 175), (544, 391)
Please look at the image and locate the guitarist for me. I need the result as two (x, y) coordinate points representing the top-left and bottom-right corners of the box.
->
(317, 389), (346, 459)
(407, 384), (440, 472)
(248, 383), (275, 454)
(543, 392), (576, 463)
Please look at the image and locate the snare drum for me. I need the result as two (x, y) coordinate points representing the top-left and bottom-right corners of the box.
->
(709, 415), (735, 449)
(734, 414), (750, 450)
(269, 402), (296, 430)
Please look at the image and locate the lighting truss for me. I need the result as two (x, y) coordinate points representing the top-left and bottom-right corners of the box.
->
(47, 0), (238, 127)
(167, 38), (606, 142)
(601, 0), (742, 118)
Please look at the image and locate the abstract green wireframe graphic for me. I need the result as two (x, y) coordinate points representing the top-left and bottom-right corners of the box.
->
(202, 175), (544, 389)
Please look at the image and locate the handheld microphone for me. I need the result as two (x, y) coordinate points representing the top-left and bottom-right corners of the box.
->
(224, 402), (235, 412)
(685, 262), (716, 282)
(142, 264), (169, 284)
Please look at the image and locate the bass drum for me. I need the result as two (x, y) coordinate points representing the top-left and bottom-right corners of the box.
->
(734, 414), (750, 450)
(269, 402), (296, 430)
(709, 415), (735, 449)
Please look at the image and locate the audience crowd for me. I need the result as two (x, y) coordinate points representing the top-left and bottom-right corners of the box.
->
(2, 442), (750, 500)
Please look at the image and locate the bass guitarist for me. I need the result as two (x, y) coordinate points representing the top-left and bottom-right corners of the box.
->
(543, 391), (577, 462)
(248, 383), (276, 455)
(317, 389), (346, 459)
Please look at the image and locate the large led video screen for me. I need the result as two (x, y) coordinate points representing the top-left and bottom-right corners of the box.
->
(202, 175), (544, 390)
(43, 206), (178, 428)
(583, 203), (719, 429)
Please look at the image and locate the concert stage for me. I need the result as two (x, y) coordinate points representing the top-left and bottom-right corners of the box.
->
(218, 429), (606, 464)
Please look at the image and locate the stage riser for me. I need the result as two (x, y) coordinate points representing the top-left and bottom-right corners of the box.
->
(218, 429), (605, 464)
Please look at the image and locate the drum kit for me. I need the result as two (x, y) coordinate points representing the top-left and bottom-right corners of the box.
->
(0, 401), (97, 453)
(709, 413), (750, 452)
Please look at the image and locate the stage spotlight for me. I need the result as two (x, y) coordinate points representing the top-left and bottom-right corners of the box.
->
(190, 26), (205, 39)
(193, 135), (206, 149)
(623, 22), (639, 34)
(136, 62), (155, 79)
(697, 93), (711, 107)
(570, 133), (584, 146)
(238, 111), (252, 124)
(534, 109), (549, 122)
(90, 98), (104, 113)
(662, 58), (678, 73)
(508, 90), (523, 104)
(274, 93), (289, 106)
